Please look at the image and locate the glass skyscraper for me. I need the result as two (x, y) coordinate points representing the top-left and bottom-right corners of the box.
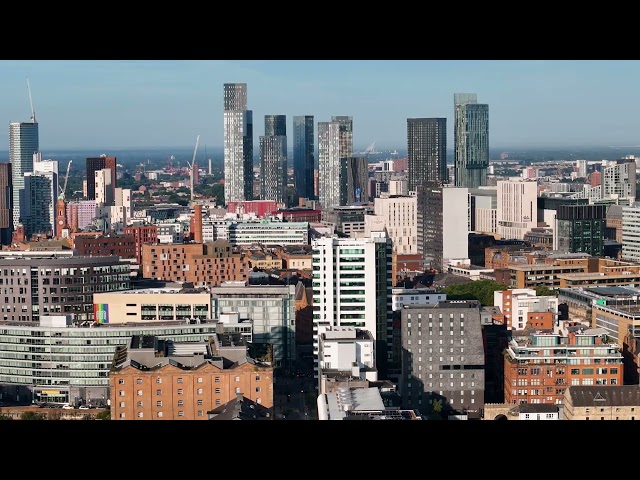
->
(9, 121), (39, 229)
(454, 93), (489, 189)
(293, 115), (314, 200)
(223, 83), (253, 204)
(407, 118), (447, 192)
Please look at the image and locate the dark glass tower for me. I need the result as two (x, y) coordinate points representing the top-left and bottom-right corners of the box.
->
(260, 115), (287, 205)
(454, 93), (489, 189)
(293, 116), (314, 200)
(407, 118), (447, 192)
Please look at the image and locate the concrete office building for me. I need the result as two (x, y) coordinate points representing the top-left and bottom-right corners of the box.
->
(366, 195), (417, 255)
(407, 118), (447, 191)
(416, 182), (469, 271)
(454, 93), (489, 189)
(93, 288), (212, 324)
(469, 187), (497, 234)
(293, 115), (315, 200)
(497, 179), (538, 240)
(10, 120), (39, 229)
(400, 301), (486, 419)
(0, 253), (130, 323)
(226, 221), (309, 246)
(223, 83), (253, 204)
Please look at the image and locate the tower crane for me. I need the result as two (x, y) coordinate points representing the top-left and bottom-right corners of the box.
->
(187, 135), (200, 204)
(26, 77), (36, 123)
(59, 160), (72, 200)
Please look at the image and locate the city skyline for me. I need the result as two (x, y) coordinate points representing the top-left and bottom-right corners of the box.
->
(2, 60), (640, 151)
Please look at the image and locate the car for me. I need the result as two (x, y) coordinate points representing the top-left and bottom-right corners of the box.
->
(62, 404), (73, 409)
(79, 405), (90, 410)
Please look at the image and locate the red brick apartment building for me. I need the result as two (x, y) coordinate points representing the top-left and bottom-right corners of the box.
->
(73, 234), (136, 259)
(141, 240), (247, 286)
(504, 328), (623, 406)
(124, 225), (158, 265)
(110, 335), (273, 420)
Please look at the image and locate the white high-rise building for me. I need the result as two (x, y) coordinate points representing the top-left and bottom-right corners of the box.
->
(469, 186), (497, 234)
(622, 203), (640, 263)
(317, 121), (341, 209)
(497, 179), (538, 240)
(94, 168), (114, 206)
(365, 195), (417, 254)
(575, 159), (588, 178)
(115, 187), (132, 226)
(10, 121), (39, 229)
(311, 232), (392, 374)
(223, 83), (253, 204)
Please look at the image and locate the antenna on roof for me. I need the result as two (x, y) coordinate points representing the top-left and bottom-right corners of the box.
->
(26, 77), (36, 123)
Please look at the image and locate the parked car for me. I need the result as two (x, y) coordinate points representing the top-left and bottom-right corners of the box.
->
(62, 404), (73, 409)
(78, 405), (90, 410)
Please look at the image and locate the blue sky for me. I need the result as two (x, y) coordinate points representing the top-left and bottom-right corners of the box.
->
(1, 60), (639, 152)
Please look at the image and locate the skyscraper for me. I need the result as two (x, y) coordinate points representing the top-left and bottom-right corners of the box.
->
(223, 83), (253, 204)
(293, 115), (314, 200)
(9, 121), (39, 229)
(331, 115), (353, 160)
(317, 121), (341, 209)
(260, 140), (287, 204)
(407, 118), (447, 192)
(85, 155), (117, 201)
(454, 93), (489, 189)
(0, 163), (12, 245)
(312, 232), (393, 377)
(23, 171), (56, 237)
(340, 156), (368, 205)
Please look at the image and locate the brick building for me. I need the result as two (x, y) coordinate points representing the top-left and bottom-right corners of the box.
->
(73, 234), (136, 259)
(504, 327), (623, 406)
(563, 385), (640, 420)
(109, 334), (273, 420)
(141, 240), (247, 286)
(124, 225), (158, 266)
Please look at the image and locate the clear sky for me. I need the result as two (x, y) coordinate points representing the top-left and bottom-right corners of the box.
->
(1, 60), (639, 152)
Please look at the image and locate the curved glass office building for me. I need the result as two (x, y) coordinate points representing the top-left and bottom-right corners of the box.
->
(0, 318), (226, 406)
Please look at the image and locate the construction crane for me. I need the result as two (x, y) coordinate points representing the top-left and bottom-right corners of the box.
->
(187, 135), (200, 203)
(58, 160), (72, 200)
(26, 77), (36, 123)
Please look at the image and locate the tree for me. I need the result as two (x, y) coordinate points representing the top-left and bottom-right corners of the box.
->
(535, 286), (555, 297)
(0, 414), (12, 420)
(96, 410), (111, 420)
(441, 280), (509, 306)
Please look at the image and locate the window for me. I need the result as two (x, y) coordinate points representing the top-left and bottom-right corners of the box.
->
(157, 412), (163, 418)
(178, 400), (184, 406)
(119, 390), (125, 397)
(215, 388), (221, 394)
(257, 398), (262, 404)
(256, 375), (261, 381)
(215, 377), (221, 383)
(118, 379), (124, 385)
(156, 377), (162, 384)
(197, 377), (203, 383)
(235, 387), (241, 394)
(137, 401), (143, 407)
(197, 388), (203, 395)
(178, 411), (184, 417)
(156, 390), (162, 396)
(119, 413), (125, 419)
(197, 411), (203, 417)
(137, 412), (144, 418)
(119, 402), (125, 408)
(235, 376), (240, 382)
(256, 387), (261, 393)
(136, 378), (142, 385)
(156, 401), (162, 407)
(197, 400), (203, 406)
(137, 390), (143, 396)
(215, 399), (221, 405)
(177, 389), (183, 395)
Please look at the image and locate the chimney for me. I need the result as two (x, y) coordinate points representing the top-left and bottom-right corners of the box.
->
(194, 204), (203, 243)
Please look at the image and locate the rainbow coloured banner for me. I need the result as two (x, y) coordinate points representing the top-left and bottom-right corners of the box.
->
(94, 304), (109, 324)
